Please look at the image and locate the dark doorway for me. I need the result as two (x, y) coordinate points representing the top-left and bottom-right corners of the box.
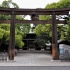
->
(23, 33), (36, 50)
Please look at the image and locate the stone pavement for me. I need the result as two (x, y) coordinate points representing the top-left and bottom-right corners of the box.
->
(0, 52), (70, 66)
(0, 66), (70, 70)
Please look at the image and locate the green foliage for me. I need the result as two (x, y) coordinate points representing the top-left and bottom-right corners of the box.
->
(0, 26), (10, 46)
(34, 24), (52, 45)
(39, 2), (57, 21)
(39, 15), (51, 20)
(40, 0), (70, 21)
(0, 0), (19, 20)
(0, 0), (28, 49)
(34, 24), (52, 37)
(16, 15), (23, 20)
(0, 24), (25, 49)
(16, 24), (30, 34)
(17, 30), (25, 37)
(67, 19), (70, 40)
(39, 0), (70, 42)
(0, 0), (30, 49)
(56, 0), (70, 8)
(45, 0), (70, 9)
(0, 32), (3, 39)
(34, 36), (45, 47)
(1, 0), (19, 8)
(0, 24), (10, 30)
(34, 24), (42, 35)
(60, 31), (66, 40)
(4, 31), (10, 38)
(34, 24), (68, 44)
(0, 14), (11, 20)
(57, 24), (68, 40)
(22, 24), (30, 34)
(0, 28), (5, 34)
(45, 2), (57, 9)
(15, 35), (24, 48)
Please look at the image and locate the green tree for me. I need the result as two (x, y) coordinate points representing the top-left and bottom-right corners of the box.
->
(45, 0), (70, 9)
(56, 0), (70, 8)
(45, 2), (57, 9)
(16, 24), (30, 34)
(0, 24), (25, 49)
(0, 0), (30, 50)
(67, 19), (70, 41)
(38, 0), (70, 43)
(0, 0), (19, 20)
(34, 24), (52, 46)
(1, 0), (19, 8)
(0, 0), (30, 34)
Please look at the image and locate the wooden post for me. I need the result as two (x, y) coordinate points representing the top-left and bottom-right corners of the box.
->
(8, 11), (15, 60)
(52, 12), (59, 60)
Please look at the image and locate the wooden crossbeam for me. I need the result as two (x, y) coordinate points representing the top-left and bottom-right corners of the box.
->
(0, 20), (67, 24)
(0, 7), (70, 15)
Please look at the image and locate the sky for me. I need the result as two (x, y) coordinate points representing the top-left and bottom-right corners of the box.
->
(0, 0), (60, 8)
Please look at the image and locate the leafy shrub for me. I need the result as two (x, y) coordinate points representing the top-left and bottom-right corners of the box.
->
(0, 24), (25, 50)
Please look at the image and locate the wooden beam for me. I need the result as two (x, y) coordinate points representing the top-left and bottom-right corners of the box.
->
(0, 7), (69, 15)
(0, 20), (67, 24)
(0, 20), (10, 23)
(16, 20), (52, 24)
(0, 7), (70, 11)
(0, 11), (12, 15)
(0, 11), (68, 15)
(14, 11), (68, 15)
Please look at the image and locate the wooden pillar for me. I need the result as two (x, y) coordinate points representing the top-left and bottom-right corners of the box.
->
(8, 11), (15, 60)
(52, 12), (59, 60)
(31, 12), (36, 20)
